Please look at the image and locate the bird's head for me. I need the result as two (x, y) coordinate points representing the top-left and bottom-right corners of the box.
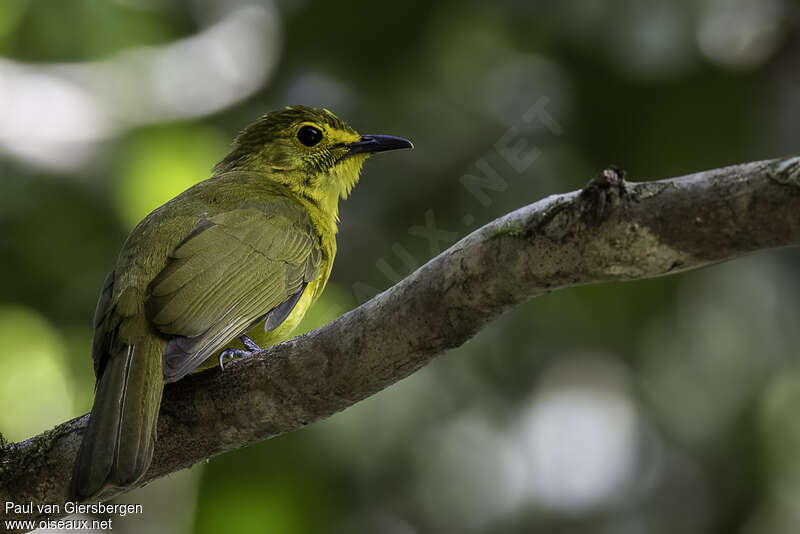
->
(215, 106), (412, 214)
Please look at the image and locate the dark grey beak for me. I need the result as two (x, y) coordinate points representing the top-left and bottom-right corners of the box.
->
(347, 134), (414, 155)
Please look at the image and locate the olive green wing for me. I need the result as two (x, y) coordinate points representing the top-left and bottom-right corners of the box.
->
(90, 270), (117, 380)
(146, 200), (321, 382)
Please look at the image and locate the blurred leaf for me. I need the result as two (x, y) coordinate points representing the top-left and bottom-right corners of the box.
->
(760, 370), (800, 489)
(0, 305), (74, 440)
(295, 283), (355, 335)
(194, 485), (310, 534)
(0, 173), (123, 324)
(0, 0), (27, 49)
(114, 123), (227, 228)
(11, 0), (176, 61)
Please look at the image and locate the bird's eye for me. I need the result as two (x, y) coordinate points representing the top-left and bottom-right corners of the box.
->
(297, 125), (323, 147)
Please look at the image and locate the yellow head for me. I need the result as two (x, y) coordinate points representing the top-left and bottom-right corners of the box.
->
(215, 106), (412, 218)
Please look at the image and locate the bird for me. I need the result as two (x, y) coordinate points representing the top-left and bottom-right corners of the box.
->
(68, 106), (413, 502)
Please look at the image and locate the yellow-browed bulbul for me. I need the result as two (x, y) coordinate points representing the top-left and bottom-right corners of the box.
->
(68, 106), (412, 501)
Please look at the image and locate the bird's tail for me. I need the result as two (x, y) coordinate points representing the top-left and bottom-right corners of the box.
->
(68, 333), (164, 502)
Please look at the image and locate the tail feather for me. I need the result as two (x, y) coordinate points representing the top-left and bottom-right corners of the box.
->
(69, 336), (163, 501)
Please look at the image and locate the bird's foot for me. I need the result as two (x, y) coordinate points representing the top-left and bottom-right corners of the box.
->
(218, 335), (262, 371)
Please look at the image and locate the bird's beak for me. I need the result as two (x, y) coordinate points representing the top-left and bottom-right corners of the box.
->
(347, 134), (413, 155)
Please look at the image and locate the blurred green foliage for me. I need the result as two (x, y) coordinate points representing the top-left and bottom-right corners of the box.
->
(115, 124), (228, 228)
(1, 1), (799, 533)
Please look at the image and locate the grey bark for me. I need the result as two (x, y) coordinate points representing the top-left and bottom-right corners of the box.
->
(1, 157), (799, 526)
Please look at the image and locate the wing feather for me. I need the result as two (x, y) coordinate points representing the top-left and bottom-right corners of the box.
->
(145, 201), (321, 381)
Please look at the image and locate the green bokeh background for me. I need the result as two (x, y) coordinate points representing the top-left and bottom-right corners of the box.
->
(1, 1), (799, 533)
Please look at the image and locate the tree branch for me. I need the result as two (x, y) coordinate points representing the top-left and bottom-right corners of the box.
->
(2, 157), (799, 523)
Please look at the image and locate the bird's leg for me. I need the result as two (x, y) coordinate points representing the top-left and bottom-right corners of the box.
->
(240, 335), (261, 351)
(218, 335), (263, 371)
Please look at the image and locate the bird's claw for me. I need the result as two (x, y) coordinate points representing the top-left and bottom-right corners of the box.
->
(218, 335), (263, 371)
(218, 348), (248, 371)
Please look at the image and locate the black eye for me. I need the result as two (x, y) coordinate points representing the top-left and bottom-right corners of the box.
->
(297, 125), (323, 147)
